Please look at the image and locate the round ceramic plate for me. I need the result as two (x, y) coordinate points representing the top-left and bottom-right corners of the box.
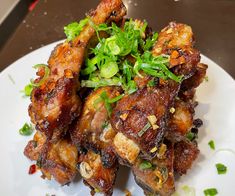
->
(0, 41), (235, 196)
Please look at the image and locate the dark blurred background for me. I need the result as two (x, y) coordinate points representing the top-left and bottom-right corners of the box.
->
(0, 0), (235, 78)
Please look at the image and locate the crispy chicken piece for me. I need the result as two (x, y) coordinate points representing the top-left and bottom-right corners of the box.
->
(111, 22), (201, 165)
(111, 80), (180, 163)
(168, 99), (194, 136)
(71, 86), (121, 167)
(132, 141), (175, 196)
(28, 0), (126, 142)
(71, 87), (121, 194)
(24, 131), (78, 185)
(179, 63), (208, 101)
(78, 150), (118, 196)
(173, 140), (199, 175)
(153, 22), (201, 79)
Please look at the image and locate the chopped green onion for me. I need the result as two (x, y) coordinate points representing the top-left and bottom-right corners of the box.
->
(30, 64), (50, 87)
(147, 80), (156, 87)
(215, 163), (227, 174)
(81, 58), (98, 75)
(139, 160), (153, 170)
(100, 61), (119, 78)
(80, 19), (182, 93)
(81, 78), (122, 88)
(64, 18), (88, 41)
(100, 92), (112, 116)
(104, 36), (121, 55)
(107, 94), (124, 103)
(208, 140), (215, 150)
(143, 32), (158, 51)
(102, 121), (109, 129)
(19, 123), (34, 136)
(22, 84), (34, 96)
(138, 122), (151, 137)
(186, 131), (197, 141)
(204, 188), (218, 196)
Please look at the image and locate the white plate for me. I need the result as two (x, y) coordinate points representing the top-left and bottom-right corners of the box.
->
(0, 41), (235, 196)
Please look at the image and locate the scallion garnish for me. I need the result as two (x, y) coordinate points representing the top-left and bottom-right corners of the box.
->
(100, 61), (119, 78)
(186, 131), (197, 141)
(78, 18), (182, 94)
(99, 92), (124, 116)
(19, 123), (34, 136)
(139, 160), (152, 170)
(208, 140), (215, 150)
(64, 18), (89, 41)
(30, 64), (50, 87)
(203, 188), (218, 196)
(215, 163), (227, 174)
(22, 83), (34, 96)
(138, 122), (151, 137)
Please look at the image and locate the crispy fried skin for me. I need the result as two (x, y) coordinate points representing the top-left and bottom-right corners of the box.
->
(24, 3), (207, 194)
(168, 99), (194, 136)
(111, 22), (201, 164)
(71, 87), (121, 194)
(153, 22), (200, 79)
(78, 150), (118, 196)
(179, 63), (208, 101)
(132, 141), (175, 196)
(28, 0), (126, 142)
(111, 81), (180, 161)
(173, 140), (199, 175)
(24, 131), (46, 161)
(71, 87), (121, 166)
(24, 131), (78, 185)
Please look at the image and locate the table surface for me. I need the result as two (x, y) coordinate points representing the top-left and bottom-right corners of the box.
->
(0, 0), (235, 79)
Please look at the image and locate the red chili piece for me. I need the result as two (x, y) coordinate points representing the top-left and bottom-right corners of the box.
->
(28, 164), (37, 174)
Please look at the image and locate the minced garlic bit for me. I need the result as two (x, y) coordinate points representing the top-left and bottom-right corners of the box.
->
(147, 115), (157, 125)
(80, 162), (93, 179)
(166, 28), (173, 34)
(152, 124), (159, 130)
(170, 107), (175, 114)
(158, 143), (167, 159)
(147, 115), (159, 130)
(150, 146), (158, 153)
(120, 113), (128, 121)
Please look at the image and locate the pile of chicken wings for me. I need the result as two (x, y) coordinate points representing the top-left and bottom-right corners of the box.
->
(24, 0), (207, 195)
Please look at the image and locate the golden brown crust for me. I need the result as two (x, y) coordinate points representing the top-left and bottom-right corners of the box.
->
(111, 80), (180, 160)
(24, 131), (78, 185)
(173, 140), (199, 175)
(78, 150), (118, 195)
(132, 141), (175, 196)
(168, 99), (194, 136)
(28, 0), (127, 142)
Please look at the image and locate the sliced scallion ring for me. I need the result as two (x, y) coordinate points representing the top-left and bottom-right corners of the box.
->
(100, 61), (119, 78)
(30, 64), (50, 87)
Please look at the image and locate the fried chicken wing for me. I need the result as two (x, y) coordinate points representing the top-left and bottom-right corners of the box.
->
(179, 63), (208, 101)
(29, 0), (126, 141)
(71, 87), (121, 194)
(71, 86), (121, 166)
(111, 80), (180, 163)
(24, 131), (78, 185)
(168, 99), (194, 136)
(173, 140), (199, 175)
(23, 1), (207, 194)
(132, 141), (175, 196)
(78, 150), (118, 196)
(111, 22), (200, 164)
